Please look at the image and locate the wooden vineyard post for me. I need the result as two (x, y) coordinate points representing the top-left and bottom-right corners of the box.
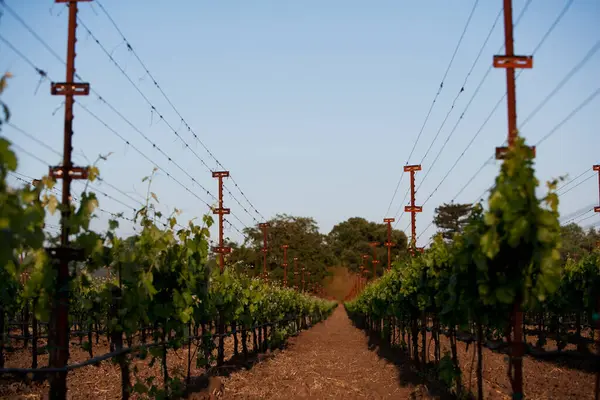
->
(282, 244), (289, 287)
(383, 218), (395, 271)
(212, 171), (232, 273)
(259, 223), (270, 280)
(211, 171), (231, 366)
(361, 254), (369, 280)
(369, 242), (380, 278)
(293, 257), (299, 290)
(594, 165), (600, 400)
(47, 1), (92, 398)
(404, 165), (424, 255)
(359, 265), (365, 292)
(494, 0), (534, 397)
(301, 266), (306, 293)
(594, 165), (600, 216)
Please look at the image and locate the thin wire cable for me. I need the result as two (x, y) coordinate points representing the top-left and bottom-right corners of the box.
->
(10, 171), (144, 231)
(574, 212), (598, 225)
(75, 19), (214, 173)
(582, 216), (600, 229)
(557, 167), (598, 193)
(76, 17), (259, 226)
(471, 87), (600, 205)
(558, 174), (597, 197)
(0, 28), (215, 212)
(78, 104), (249, 232)
(0, 12), (241, 227)
(87, 93), (216, 201)
(94, 0), (265, 221)
(77, 103), (212, 209)
(0, 32), (248, 235)
(419, 32), (597, 203)
(95, 177), (144, 209)
(559, 203), (597, 222)
(445, 1), (581, 203)
(0, 33), (48, 79)
(420, 85), (599, 238)
(534, 88), (600, 146)
(383, 0), (482, 218)
(562, 208), (594, 225)
(0, 1), (65, 65)
(3, 121), (175, 225)
(9, 142), (54, 166)
(5, 122), (62, 157)
(392, 0), (535, 228)
(521, 39), (600, 128)
(417, 0), (485, 165)
(9, 158), (140, 229)
(72, 181), (137, 212)
(449, 52), (599, 203)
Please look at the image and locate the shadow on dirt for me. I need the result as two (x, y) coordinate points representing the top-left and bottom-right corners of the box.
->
(347, 315), (458, 400)
(184, 319), (327, 398)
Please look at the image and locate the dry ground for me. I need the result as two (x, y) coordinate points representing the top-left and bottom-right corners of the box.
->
(221, 306), (432, 399)
(1, 306), (595, 399)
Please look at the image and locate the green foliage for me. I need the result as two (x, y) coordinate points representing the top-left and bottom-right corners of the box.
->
(0, 75), (46, 314)
(560, 223), (599, 263)
(1, 115), (336, 398)
(480, 136), (561, 307)
(438, 352), (461, 389)
(234, 214), (334, 284)
(345, 134), (577, 397)
(328, 217), (409, 273)
(432, 202), (473, 241)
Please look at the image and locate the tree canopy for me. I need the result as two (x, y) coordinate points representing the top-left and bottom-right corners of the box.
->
(327, 217), (408, 275)
(560, 223), (600, 263)
(227, 214), (334, 286)
(432, 202), (473, 240)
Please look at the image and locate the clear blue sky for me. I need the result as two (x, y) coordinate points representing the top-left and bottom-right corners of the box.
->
(1, 0), (599, 246)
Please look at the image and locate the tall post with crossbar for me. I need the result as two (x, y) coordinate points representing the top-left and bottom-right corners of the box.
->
(593, 165), (600, 217)
(293, 257), (299, 290)
(361, 254), (369, 282)
(259, 223), (269, 280)
(404, 165), (424, 255)
(369, 242), (380, 279)
(282, 244), (289, 287)
(212, 171), (232, 273)
(593, 165), (600, 399)
(47, 1), (92, 398)
(493, 0), (534, 397)
(383, 218), (395, 271)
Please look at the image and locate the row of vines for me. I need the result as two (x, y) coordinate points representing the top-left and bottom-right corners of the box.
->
(346, 135), (599, 399)
(0, 81), (337, 397)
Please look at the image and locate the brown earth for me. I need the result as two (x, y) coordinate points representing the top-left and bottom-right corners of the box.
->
(0, 328), (263, 399)
(1, 304), (595, 399)
(322, 266), (357, 301)
(221, 306), (434, 399)
(421, 329), (596, 400)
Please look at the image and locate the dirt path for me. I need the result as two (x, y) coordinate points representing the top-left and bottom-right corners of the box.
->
(221, 306), (429, 399)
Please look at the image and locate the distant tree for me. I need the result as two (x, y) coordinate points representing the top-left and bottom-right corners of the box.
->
(560, 223), (599, 263)
(327, 217), (408, 274)
(432, 202), (473, 240)
(229, 214), (333, 285)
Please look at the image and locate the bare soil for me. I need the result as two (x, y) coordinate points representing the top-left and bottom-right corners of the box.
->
(422, 329), (596, 400)
(0, 328), (258, 399)
(221, 306), (433, 399)
(1, 307), (595, 399)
